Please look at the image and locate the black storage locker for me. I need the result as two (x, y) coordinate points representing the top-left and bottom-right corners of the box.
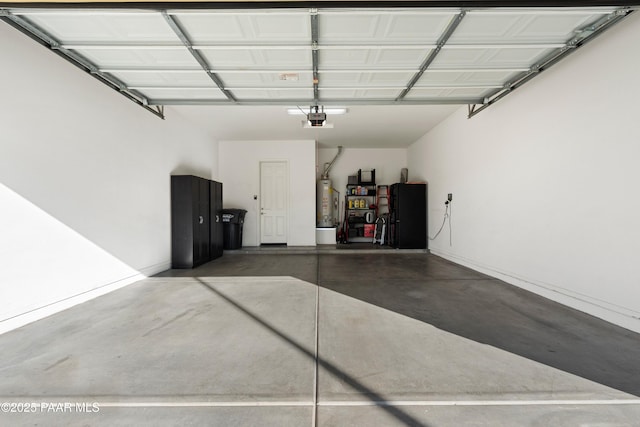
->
(209, 180), (223, 259)
(389, 183), (427, 249)
(171, 175), (223, 268)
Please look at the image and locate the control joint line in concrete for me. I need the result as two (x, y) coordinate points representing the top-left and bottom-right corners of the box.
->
(97, 402), (314, 407)
(318, 399), (640, 407)
(74, 399), (640, 408)
(312, 255), (320, 427)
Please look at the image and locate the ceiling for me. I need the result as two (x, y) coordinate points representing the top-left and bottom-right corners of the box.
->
(169, 104), (459, 147)
(0, 4), (634, 148)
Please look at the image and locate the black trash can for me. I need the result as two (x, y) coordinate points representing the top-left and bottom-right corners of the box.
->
(222, 209), (247, 250)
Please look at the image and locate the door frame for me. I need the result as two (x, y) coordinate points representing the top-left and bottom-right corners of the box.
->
(258, 160), (290, 245)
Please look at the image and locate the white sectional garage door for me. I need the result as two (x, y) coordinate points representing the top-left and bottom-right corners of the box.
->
(0, 4), (634, 118)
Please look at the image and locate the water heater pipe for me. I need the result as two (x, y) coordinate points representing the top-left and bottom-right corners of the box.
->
(321, 146), (342, 180)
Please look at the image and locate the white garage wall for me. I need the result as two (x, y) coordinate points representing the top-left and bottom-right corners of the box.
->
(218, 140), (316, 246)
(0, 23), (217, 334)
(318, 147), (407, 196)
(408, 13), (640, 333)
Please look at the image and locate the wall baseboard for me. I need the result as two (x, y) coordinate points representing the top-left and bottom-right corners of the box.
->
(0, 261), (171, 336)
(137, 261), (172, 278)
(431, 249), (640, 334)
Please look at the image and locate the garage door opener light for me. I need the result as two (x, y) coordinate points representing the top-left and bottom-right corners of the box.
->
(287, 106), (346, 128)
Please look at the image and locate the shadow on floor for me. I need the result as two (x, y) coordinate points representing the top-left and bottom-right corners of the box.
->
(194, 278), (430, 427)
(157, 252), (640, 398)
(316, 254), (640, 397)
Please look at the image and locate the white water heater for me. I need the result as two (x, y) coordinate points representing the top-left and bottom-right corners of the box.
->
(317, 179), (334, 227)
(316, 146), (342, 228)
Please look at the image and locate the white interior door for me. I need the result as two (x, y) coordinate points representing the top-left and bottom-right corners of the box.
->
(260, 161), (288, 244)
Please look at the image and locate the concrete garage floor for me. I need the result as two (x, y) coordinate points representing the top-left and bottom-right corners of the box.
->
(1, 253), (640, 426)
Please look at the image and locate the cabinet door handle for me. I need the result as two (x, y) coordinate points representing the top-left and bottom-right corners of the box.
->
(216, 215), (219, 223)
(199, 215), (204, 224)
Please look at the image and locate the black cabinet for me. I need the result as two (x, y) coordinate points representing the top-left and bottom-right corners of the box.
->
(389, 183), (427, 249)
(209, 180), (223, 259)
(171, 175), (223, 268)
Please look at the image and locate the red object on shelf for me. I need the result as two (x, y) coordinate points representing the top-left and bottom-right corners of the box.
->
(364, 224), (375, 238)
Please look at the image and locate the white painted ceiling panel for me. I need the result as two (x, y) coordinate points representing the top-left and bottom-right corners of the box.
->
(72, 48), (199, 67)
(23, 12), (179, 43)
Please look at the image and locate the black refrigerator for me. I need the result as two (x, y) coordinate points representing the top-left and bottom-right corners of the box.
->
(389, 183), (427, 249)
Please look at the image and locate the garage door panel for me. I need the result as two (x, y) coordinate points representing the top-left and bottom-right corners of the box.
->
(107, 70), (213, 87)
(23, 12), (179, 43)
(405, 86), (497, 100)
(217, 72), (313, 88)
(432, 47), (555, 69)
(135, 87), (227, 100)
(174, 11), (310, 44)
(320, 48), (431, 69)
(231, 88), (313, 100)
(417, 70), (522, 86)
(320, 88), (402, 100)
(450, 12), (609, 44)
(199, 49), (312, 69)
(319, 11), (454, 44)
(320, 71), (415, 87)
(6, 6), (626, 106)
(72, 48), (198, 68)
